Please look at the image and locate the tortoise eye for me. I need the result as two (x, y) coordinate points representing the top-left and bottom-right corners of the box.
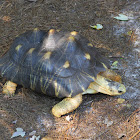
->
(118, 90), (123, 93)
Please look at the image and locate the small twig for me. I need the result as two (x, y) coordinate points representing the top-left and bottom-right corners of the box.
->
(108, 56), (125, 58)
(128, 30), (135, 44)
(129, 129), (140, 140)
(11, 108), (25, 123)
(126, 108), (140, 122)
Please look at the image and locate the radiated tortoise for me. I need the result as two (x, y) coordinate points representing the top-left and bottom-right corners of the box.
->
(0, 29), (126, 117)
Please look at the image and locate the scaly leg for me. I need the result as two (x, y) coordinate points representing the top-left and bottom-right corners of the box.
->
(82, 88), (98, 95)
(52, 94), (82, 117)
(2, 81), (17, 96)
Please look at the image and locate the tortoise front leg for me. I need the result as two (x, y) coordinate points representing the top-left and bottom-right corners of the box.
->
(2, 81), (17, 96)
(52, 94), (82, 117)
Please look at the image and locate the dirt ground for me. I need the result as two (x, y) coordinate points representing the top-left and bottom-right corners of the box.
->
(0, 0), (139, 140)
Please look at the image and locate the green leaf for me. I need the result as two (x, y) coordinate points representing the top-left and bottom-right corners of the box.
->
(90, 24), (103, 30)
(111, 61), (119, 69)
(112, 61), (118, 66)
(114, 14), (129, 21)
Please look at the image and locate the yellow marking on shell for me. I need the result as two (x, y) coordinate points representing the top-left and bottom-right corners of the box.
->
(30, 75), (36, 90)
(39, 61), (66, 95)
(54, 81), (59, 97)
(1, 63), (13, 76)
(82, 71), (95, 81)
(34, 28), (39, 32)
(70, 31), (78, 36)
(15, 44), (22, 51)
(63, 61), (70, 68)
(39, 67), (49, 94)
(49, 29), (55, 34)
(85, 53), (91, 60)
(40, 77), (45, 94)
(76, 75), (86, 92)
(81, 86), (86, 91)
(43, 51), (52, 59)
(88, 43), (93, 47)
(41, 66), (64, 93)
(28, 48), (35, 54)
(68, 79), (73, 97)
(68, 36), (75, 41)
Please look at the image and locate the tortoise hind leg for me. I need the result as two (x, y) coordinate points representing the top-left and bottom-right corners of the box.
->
(2, 81), (17, 96)
(52, 94), (82, 117)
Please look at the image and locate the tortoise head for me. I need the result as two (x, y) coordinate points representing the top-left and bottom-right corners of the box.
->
(89, 74), (126, 96)
(101, 78), (126, 95)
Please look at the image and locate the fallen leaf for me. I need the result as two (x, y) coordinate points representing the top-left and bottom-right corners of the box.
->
(66, 115), (73, 121)
(118, 133), (126, 139)
(30, 135), (40, 140)
(114, 14), (129, 21)
(90, 24), (103, 30)
(104, 118), (113, 127)
(12, 120), (17, 124)
(2, 16), (11, 22)
(11, 128), (25, 138)
(29, 130), (36, 136)
(111, 61), (119, 69)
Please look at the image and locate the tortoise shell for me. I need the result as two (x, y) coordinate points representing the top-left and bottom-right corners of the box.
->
(0, 29), (110, 98)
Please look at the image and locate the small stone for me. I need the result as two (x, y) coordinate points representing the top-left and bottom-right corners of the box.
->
(117, 98), (125, 104)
